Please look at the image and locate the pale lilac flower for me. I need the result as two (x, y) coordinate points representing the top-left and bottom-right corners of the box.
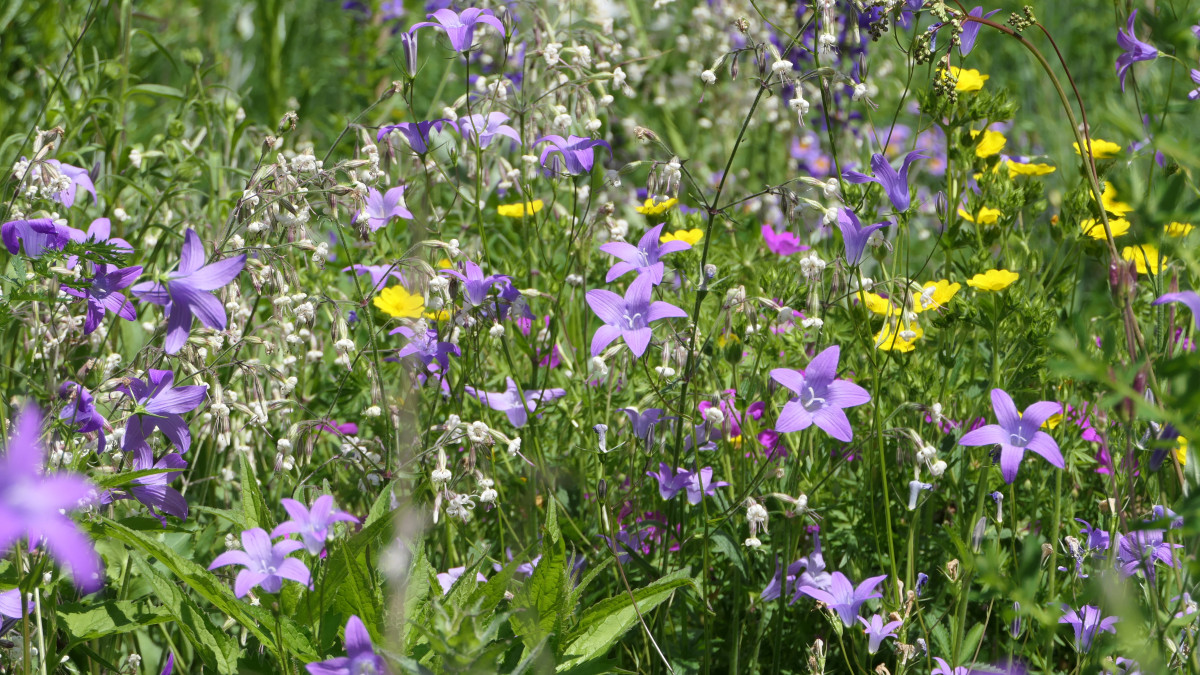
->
(272, 496), (360, 555)
(835, 208), (892, 266)
(1059, 604), (1118, 653)
(599, 223), (690, 284)
(208, 528), (310, 597)
(129, 228), (246, 354)
(646, 463), (690, 501)
(958, 389), (1063, 484)
(463, 377), (566, 427)
(932, 658), (973, 675)
(586, 273), (688, 358)
(1189, 69), (1200, 100)
(102, 452), (188, 525)
(411, 7), (505, 52)
(1, 218), (71, 258)
(1116, 10), (1159, 91)
(1152, 290), (1200, 330)
(796, 571), (887, 627)
(618, 407), (668, 443)
(58, 381), (110, 453)
(535, 135), (612, 176)
(343, 263), (405, 294)
(859, 613), (902, 654)
(390, 326), (459, 370)
(0, 589), (30, 620)
(761, 224), (808, 256)
(376, 119), (457, 153)
(0, 405), (102, 592)
(305, 615), (388, 675)
(770, 345), (872, 442)
(843, 151), (927, 211)
(61, 264), (142, 334)
(1115, 529), (1182, 581)
(440, 261), (509, 306)
(458, 112), (521, 148)
(682, 467), (728, 504)
(436, 566), (487, 594)
(357, 185), (413, 232)
(118, 369), (208, 464)
(959, 7), (1001, 56)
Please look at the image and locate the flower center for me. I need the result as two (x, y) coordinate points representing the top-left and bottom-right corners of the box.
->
(623, 312), (644, 330)
(801, 387), (825, 411)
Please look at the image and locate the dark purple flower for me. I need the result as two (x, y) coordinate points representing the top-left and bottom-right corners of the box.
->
(835, 208), (891, 266)
(1059, 604), (1118, 652)
(1, 218), (71, 258)
(411, 7), (505, 52)
(534, 135), (612, 176)
(305, 615), (389, 675)
(357, 185), (413, 232)
(770, 345), (872, 442)
(860, 613), (902, 654)
(1152, 290), (1200, 330)
(390, 326), (459, 370)
(959, 7), (1001, 56)
(1116, 10), (1158, 91)
(761, 224), (808, 256)
(459, 112), (521, 148)
(796, 571), (887, 627)
(440, 261), (509, 306)
(586, 273), (687, 358)
(377, 119), (457, 153)
(463, 377), (566, 427)
(129, 228), (246, 354)
(843, 151), (927, 211)
(208, 528), (310, 597)
(119, 369), (208, 464)
(1076, 519), (1111, 552)
(344, 264), (405, 294)
(272, 496), (360, 555)
(958, 389), (1063, 484)
(58, 381), (110, 453)
(1115, 528), (1182, 581)
(599, 223), (691, 284)
(102, 452), (188, 525)
(0, 405), (102, 592)
(61, 264), (142, 334)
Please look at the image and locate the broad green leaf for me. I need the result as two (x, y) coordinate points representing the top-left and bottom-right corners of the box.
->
(58, 600), (172, 642)
(94, 468), (176, 488)
(133, 557), (240, 674)
(511, 517), (567, 650)
(126, 84), (186, 100)
(239, 454), (273, 531)
(331, 543), (384, 640)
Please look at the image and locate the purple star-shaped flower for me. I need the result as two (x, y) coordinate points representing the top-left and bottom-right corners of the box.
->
(644, 464), (728, 504)
(958, 388), (1063, 484)
(843, 151), (927, 212)
(436, 566), (488, 594)
(1152, 290), (1200, 330)
(344, 264), (406, 294)
(118, 369), (208, 464)
(389, 326), (460, 370)
(835, 208), (892, 266)
(1116, 10), (1158, 91)
(58, 381), (110, 453)
(101, 452), (189, 526)
(458, 112), (521, 149)
(534, 135), (612, 176)
(377, 119), (457, 153)
(618, 407), (668, 443)
(272, 495), (360, 556)
(0, 405), (102, 592)
(305, 615), (388, 675)
(761, 224), (808, 256)
(586, 273), (688, 358)
(411, 7), (505, 53)
(859, 613), (902, 654)
(463, 377), (566, 427)
(357, 185), (414, 233)
(1115, 528), (1182, 582)
(599, 223), (691, 284)
(796, 571), (887, 627)
(1059, 604), (1118, 653)
(0, 588), (31, 620)
(646, 463), (690, 501)
(62, 263), (142, 334)
(208, 528), (311, 598)
(770, 345), (872, 442)
(1, 218), (71, 258)
(440, 261), (509, 306)
(959, 7), (1001, 56)
(129, 228), (246, 354)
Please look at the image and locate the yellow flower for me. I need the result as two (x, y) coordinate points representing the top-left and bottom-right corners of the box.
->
(1006, 160), (1056, 177)
(497, 200), (544, 218)
(875, 319), (924, 352)
(944, 66), (989, 92)
(970, 130), (1007, 158)
(913, 280), (961, 313)
(1121, 244), (1166, 275)
(661, 228), (703, 245)
(1072, 138), (1121, 159)
(857, 290), (899, 316)
(959, 207), (1002, 225)
(1080, 218), (1130, 240)
(424, 309), (451, 321)
(1042, 413), (1062, 430)
(1100, 183), (1132, 216)
(436, 258), (453, 269)
(637, 197), (678, 216)
(967, 269), (1019, 291)
(1176, 436), (1189, 466)
(1165, 222), (1194, 237)
(716, 333), (741, 348)
(373, 285), (425, 318)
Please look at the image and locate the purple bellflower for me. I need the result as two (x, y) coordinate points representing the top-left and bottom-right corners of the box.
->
(65, 217), (133, 269)
(159, 653), (175, 675)
(343, 263), (406, 294)
(765, 536), (833, 604)
(599, 223), (691, 284)
(958, 389), (1063, 484)
(586, 273), (688, 358)
(2, 218), (71, 258)
(0, 589), (31, 620)
(208, 528), (311, 597)
(0, 405), (102, 592)
(761, 224), (808, 256)
(440, 261), (509, 307)
(377, 119), (457, 153)
(796, 571), (887, 627)
(102, 452), (188, 525)
(45, 160), (96, 207)
(959, 7), (1001, 56)
(305, 615), (388, 675)
(835, 208), (892, 266)
(1116, 10), (1159, 91)
(645, 464), (728, 503)
(411, 7), (505, 52)
(272, 496), (360, 556)
(436, 566), (488, 594)
(62, 264), (142, 334)
(119, 369), (208, 464)
(493, 548), (544, 578)
(1059, 604), (1118, 653)
(1115, 529), (1182, 582)
(1152, 291), (1200, 330)
(770, 345), (872, 442)
(357, 185), (414, 233)
(390, 326), (460, 370)
(1189, 68), (1200, 100)
(535, 135), (612, 176)
(859, 613), (902, 654)
(458, 112), (521, 149)
(58, 381), (110, 453)
(843, 151), (927, 212)
(463, 377), (566, 427)
(618, 407), (668, 444)
(129, 228), (246, 354)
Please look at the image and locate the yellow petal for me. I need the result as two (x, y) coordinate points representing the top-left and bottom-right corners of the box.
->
(1072, 138), (1121, 159)
(1080, 218), (1130, 240)
(966, 269), (1019, 291)
(970, 130), (1007, 158)
(1121, 243), (1166, 275)
(373, 285), (425, 318)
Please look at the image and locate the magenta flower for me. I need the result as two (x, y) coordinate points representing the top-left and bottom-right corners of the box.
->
(272, 495), (360, 556)
(599, 223), (691, 284)
(458, 112), (521, 148)
(0, 405), (102, 592)
(1152, 290), (1200, 330)
(1059, 604), (1118, 653)
(842, 151), (927, 212)
(770, 345), (872, 442)
(958, 389), (1063, 484)
(377, 119), (457, 153)
(129, 228), (246, 354)
(411, 7), (505, 52)
(101, 452), (188, 525)
(1116, 10), (1158, 91)
(463, 377), (566, 427)
(761, 224), (808, 256)
(859, 613), (902, 654)
(118, 369), (208, 463)
(208, 528), (310, 597)
(796, 571), (887, 627)
(835, 208), (891, 266)
(343, 263), (405, 294)
(586, 273), (688, 358)
(58, 381), (110, 453)
(62, 264), (142, 334)
(305, 615), (388, 675)
(534, 135), (612, 176)
(1, 218), (71, 258)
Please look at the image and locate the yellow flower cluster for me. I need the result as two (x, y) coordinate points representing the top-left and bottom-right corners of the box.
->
(637, 197), (678, 216)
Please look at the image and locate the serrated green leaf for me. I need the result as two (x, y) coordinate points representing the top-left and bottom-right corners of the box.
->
(132, 557), (240, 674)
(511, 517), (568, 651)
(331, 543), (384, 640)
(239, 454), (273, 531)
(58, 599), (172, 642)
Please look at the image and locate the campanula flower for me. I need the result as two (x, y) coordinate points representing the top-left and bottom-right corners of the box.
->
(119, 369), (208, 464)
(102, 452), (188, 525)
(599, 223), (691, 284)
(586, 273), (687, 358)
(770, 345), (872, 442)
(761, 224), (808, 256)
(463, 377), (566, 427)
(390, 326), (460, 370)
(795, 571), (887, 627)
(436, 566), (488, 594)
(1116, 10), (1158, 91)
(0, 589), (31, 620)
(343, 264), (405, 294)
(843, 151), (927, 211)
(1115, 528), (1182, 582)
(1189, 69), (1200, 100)
(305, 615), (388, 675)
(58, 381), (110, 453)
(645, 464), (727, 503)
(959, 7), (1001, 56)
(1059, 604), (1118, 652)
(534, 134), (612, 176)
(208, 528), (311, 597)
(34, 159), (96, 207)
(958, 389), (1063, 484)
(61, 264), (142, 334)
(411, 7), (505, 53)
(859, 613), (902, 654)
(272, 496), (360, 556)
(1152, 291), (1200, 330)
(129, 228), (246, 354)
(835, 208), (892, 266)
(646, 463), (690, 501)
(440, 261), (509, 307)
(376, 119), (457, 154)
(458, 112), (521, 148)
(357, 185), (413, 232)
(1, 218), (71, 258)
(618, 407), (668, 446)
(65, 217), (133, 269)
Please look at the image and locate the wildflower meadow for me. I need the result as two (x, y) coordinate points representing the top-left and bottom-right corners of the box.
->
(3, 0), (1200, 673)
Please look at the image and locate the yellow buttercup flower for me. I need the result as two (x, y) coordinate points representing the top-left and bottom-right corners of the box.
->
(661, 228), (703, 246)
(967, 269), (1019, 291)
(1006, 160), (1056, 177)
(1043, 413), (1062, 430)
(1101, 183), (1132, 216)
(913, 280), (961, 313)
(436, 258), (453, 269)
(970, 130), (1007, 158)
(497, 200), (544, 218)
(1080, 218), (1130, 240)
(1121, 244), (1166, 275)
(945, 66), (989, 92)
(1073, 138), (1121, 159)
(857, 290), (900, 316)
(959, 207), (1002, 225)
(637, 197), (678, 216)
(875, 319), (924, 352)
(1165, 222), (1194, 237)
(373, 285), (425, 318)
(1176, 436), (1189, 466)
(424, 309), (451, 321)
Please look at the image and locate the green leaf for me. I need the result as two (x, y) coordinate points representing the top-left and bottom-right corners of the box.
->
(125, 84), (186, 101)
(511, 515), (568, 650)
(331, 542), (384, 640)
(239, 454), (273, 531)
(58, 600), (172, 642)
(472, 542), (535, 612)
(94, 468), (177, 489)
(132, 558), (240, 674)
